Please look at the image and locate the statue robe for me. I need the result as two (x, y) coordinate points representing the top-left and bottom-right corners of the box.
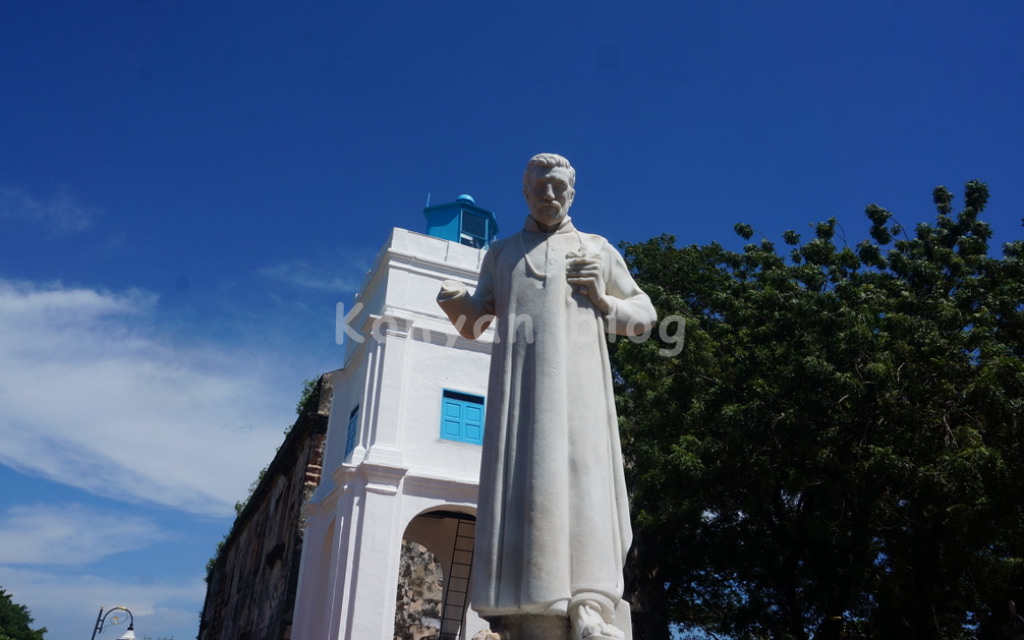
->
(439, 215), (657, 619)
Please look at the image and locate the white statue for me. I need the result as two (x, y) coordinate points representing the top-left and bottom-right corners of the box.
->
(438, 153), (657, 640)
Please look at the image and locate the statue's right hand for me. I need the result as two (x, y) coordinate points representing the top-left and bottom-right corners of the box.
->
(438, 279), (467, 301)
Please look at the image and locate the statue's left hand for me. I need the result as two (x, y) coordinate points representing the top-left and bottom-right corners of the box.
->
(566, 254), (610, 314)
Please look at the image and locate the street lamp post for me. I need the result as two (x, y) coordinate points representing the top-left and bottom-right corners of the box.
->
(90, 606), (136, 640)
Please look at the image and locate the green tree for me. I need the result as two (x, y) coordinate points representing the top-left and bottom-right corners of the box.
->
(296, 377), (321, 415)
(614, 182), (1024, 640)
(0, 589), (46, 640)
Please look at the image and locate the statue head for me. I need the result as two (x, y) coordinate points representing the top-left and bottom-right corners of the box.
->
(522, 153), (576, 230)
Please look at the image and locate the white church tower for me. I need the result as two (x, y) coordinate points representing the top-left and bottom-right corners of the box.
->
(291, 196), (499, 640)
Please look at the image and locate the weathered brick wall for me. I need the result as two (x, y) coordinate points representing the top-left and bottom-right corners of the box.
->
(198, 376), (331, 640)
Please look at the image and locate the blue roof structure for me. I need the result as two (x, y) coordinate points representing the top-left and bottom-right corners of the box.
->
(423, 194), (498, 249)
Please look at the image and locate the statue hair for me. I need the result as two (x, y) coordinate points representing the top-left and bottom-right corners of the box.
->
(523, 153), (575, 188)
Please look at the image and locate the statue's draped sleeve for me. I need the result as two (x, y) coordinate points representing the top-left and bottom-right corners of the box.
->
(437, 248), (497, 340)
(602, 247), (657, 336)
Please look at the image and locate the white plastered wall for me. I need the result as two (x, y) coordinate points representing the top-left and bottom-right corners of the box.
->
(292, 229), (494, 640)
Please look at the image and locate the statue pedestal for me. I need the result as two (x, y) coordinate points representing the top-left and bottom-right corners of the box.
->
(487, 615), (570, 640)
(479, 600), (633, 640)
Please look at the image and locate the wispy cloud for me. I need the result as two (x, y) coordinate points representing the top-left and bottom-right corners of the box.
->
(259, 257), (365, 292)
(0, 278), (296, 517)
(0, 564), (205, 640)
(0, 187), (101, 233)
(0, 503), (165, 565)
(259, 248), (378, 295)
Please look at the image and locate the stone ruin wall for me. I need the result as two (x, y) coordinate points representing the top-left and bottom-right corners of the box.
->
(197, 375), (451, 640)
(394, 540), (445, 640)
(198, 377), (331, 640)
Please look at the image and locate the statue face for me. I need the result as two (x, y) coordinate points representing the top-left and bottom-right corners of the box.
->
(524, 166), (575, 229)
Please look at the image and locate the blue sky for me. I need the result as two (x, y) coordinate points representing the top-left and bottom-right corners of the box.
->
(1, 1), (1022, 638)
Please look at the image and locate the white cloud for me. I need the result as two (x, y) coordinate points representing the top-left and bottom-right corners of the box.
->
(0, 187), (100, 233)
(0, 565), (205, 640)
(259, 255), (368, 293)
(0, 503), (164, 565)
(0, 278), (297, 517)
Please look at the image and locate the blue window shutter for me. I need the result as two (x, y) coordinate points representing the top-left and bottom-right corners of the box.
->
(344, 406), (359, 458)
(440, 390), (484, 445)
(442, 397), (464, 440)
(462, 401), (483, 444)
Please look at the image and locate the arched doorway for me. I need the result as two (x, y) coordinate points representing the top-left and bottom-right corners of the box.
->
(396, 510), (477, 640)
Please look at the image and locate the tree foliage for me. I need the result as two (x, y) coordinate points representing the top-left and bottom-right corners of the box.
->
(614, 181), (1024, 640)
(296, 377), (320, 415)
(0, 589), (46, 640)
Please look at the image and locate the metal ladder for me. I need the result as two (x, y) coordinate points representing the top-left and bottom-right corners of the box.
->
(439, 516), (476, 640)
